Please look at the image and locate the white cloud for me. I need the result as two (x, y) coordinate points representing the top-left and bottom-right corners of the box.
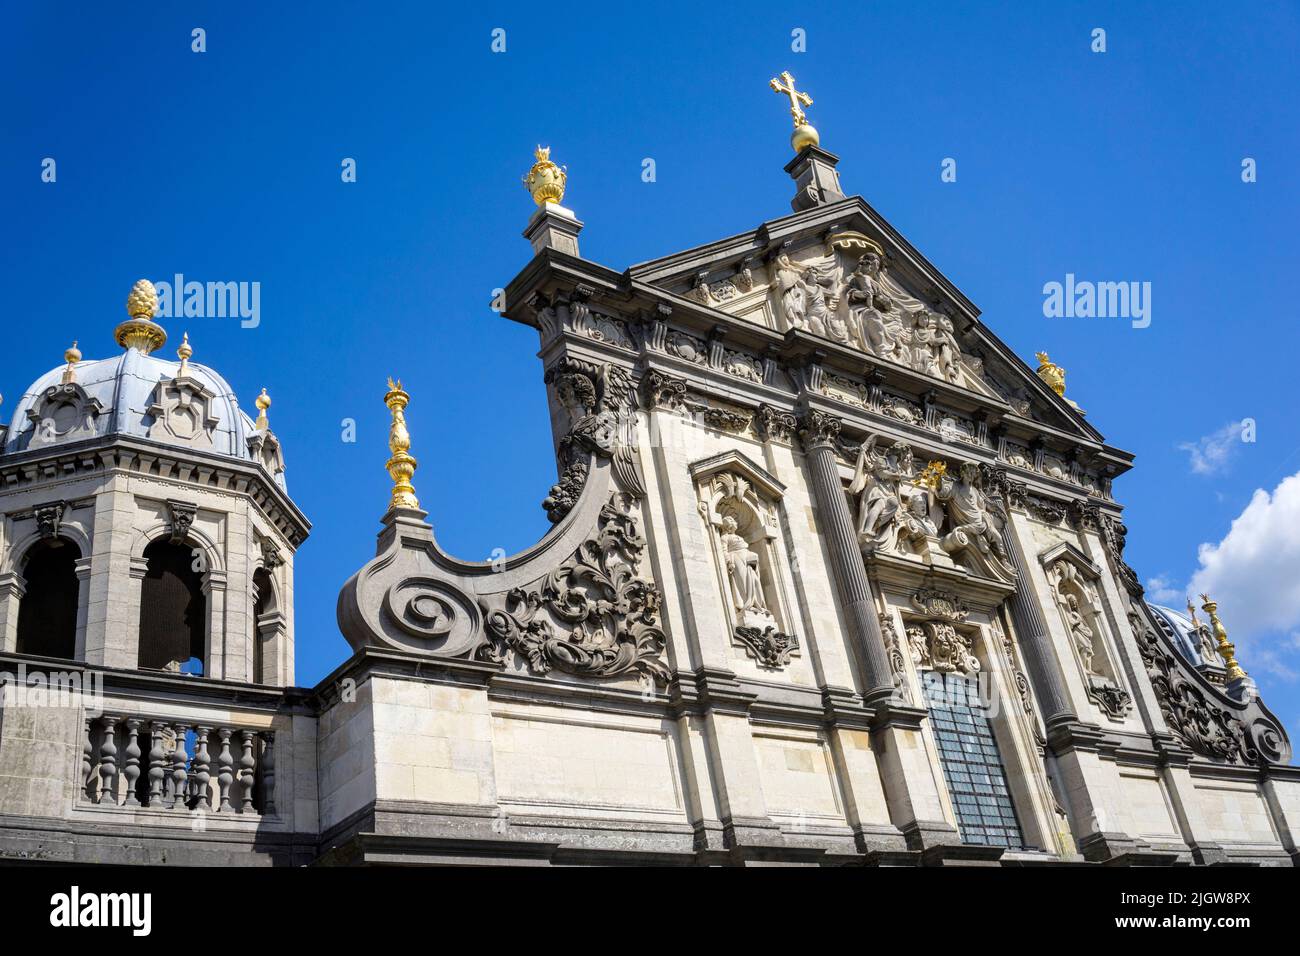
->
(1178, 420), (1248, 475)
(1187, 473), (1300, 669)
(1145, 574), (1186, 604)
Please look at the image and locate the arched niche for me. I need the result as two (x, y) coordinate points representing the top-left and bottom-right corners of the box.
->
(16, 536), (82, 659)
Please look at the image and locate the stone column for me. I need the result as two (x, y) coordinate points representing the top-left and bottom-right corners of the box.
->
(0, 572), (24, 653)
(203, 570), (228, 680)
(998, 515), (1076, 729)
(73, 557), (91, 661)
(797, 411), (894, 704)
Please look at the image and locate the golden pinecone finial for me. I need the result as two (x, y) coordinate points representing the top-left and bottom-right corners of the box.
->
(1199, 594), (1247, 681)
(523, 145), (567, 206)
(61, 340), (82, 384)
(384, 377), (420, 511)
(254, 387), (271, 431)
(116, 279), (168, 354)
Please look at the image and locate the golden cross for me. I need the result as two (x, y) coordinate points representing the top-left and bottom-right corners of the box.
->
(769, 71), (812, 127)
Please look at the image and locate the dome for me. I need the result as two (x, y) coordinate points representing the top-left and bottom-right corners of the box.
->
(1150, 604), (1216, 669)
(4, 337), (286, 490)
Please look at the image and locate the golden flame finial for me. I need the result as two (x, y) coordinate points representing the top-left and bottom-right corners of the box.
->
(61, 340), (82, 384)
(913, 460), (948, 491)
(1199, 594), (1247, 681)
(384, 377), (420, 511)
(769, 70), (819, 152)
(254, 387), (271, 431)
(523, 144), (567, 206)
(177, 332), (193, 376)
(116, 279), (168, 355)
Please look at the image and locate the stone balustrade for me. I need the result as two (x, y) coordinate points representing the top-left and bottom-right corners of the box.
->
(82, 715), (275, 815)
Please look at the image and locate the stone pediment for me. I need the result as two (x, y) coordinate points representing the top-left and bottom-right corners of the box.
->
(628, 200), (1100, 444)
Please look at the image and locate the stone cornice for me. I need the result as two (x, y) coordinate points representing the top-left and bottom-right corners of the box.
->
(0, 433), (310, 546)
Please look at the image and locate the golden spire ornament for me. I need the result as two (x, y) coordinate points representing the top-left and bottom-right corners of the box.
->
(384, 377), (420, 511)
(254, 388), (271, 431)
(177, 332), (193, 376)
(116, 279), (168, 355)
(523, 145), (567, 206)
(61, 340), (82, 384)
(769, 70), (819, 152)
(1199, 595), (1247, 681)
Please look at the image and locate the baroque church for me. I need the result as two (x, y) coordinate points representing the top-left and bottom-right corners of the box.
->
(1, 73), (1297, 866)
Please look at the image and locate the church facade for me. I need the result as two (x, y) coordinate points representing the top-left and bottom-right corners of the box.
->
(1, 76), (1298, 866)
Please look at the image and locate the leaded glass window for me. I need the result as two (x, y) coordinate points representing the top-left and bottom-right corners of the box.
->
(923, 671), (1025, 850)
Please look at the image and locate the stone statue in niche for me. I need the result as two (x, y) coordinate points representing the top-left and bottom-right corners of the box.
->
(1065, 592), (1096, 673)
(697, 468), (800, 667)
(719, 514), (770, 624)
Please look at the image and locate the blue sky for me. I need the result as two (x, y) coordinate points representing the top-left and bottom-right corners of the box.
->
(4, 2), (1299, 731)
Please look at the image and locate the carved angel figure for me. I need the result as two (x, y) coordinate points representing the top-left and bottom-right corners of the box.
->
(850, 439), (916, 553)
(799, 265), (838, 338)
(719, 515), (769, 620)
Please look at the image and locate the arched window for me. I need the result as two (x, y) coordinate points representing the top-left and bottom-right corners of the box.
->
(252, 567), (275, 683)
(139, 539), (206, 674)
(16, 537), (81, 659)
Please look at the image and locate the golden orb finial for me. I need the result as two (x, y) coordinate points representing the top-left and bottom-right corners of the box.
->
(523, 145), (567, 206)
(116, 279), (168, 355)
(769, 70), (820, 152)
(1199, 595), (1247, 681)
(384, 377), (420, 511)
(61, 340), (82, 385)
(254, 387), (271, 431)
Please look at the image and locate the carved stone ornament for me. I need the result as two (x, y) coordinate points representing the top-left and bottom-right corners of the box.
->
(1100, 515), (1143, 598)
(34, 502), (66, 540)
(483, 493), (670, 684)
(260, 537), (285, 570)
(1130, 606), (1290, 765)
(754, 404), (797, 442)
(146, 377), (221, 448)
(734, 625), (799, 668)
(542, 460), (588, 524)
(905, 588), (980, 676)
(546, 357), (644, 498)
(797, 409), (841, 450)
(641, 370), (688, 411)
(1044, 548), (1133, 721)
(879, 613), (913, 705)
(166, 500), (198, 546)
(25, 382), (104, 449)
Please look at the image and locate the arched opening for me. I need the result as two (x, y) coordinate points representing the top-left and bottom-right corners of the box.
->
(139, 539), (206, 674)
(252, 567), (276, 684)
(16, 537), (81, 659)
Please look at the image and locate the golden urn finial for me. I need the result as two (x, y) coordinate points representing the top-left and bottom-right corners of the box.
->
(384, 377), (420, 511)
(177, 332), (193, 376)
(254, 387), (271, 431)
(116, 279), (168, 355)
(769, 70), (819, 152)
(61, 340), (82, 385)
(1199, 594), (1247, 681)
(523, 145), (567, 206)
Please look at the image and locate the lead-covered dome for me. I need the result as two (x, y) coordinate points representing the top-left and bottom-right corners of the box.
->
(1, 280), (286, 489)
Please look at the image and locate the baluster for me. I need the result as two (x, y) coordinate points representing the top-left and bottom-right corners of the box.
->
(122, 718), (142, 807)
(238, 730), (256, 812)
(170, 724), (189, 809)
(147, 721), (167, 807)
(82, 717), (97, 803)
(192, 726), (212, 811)
(260, 731), (276, 815)
(216, 728), (234, 812)
(97, 717), (118, 805)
